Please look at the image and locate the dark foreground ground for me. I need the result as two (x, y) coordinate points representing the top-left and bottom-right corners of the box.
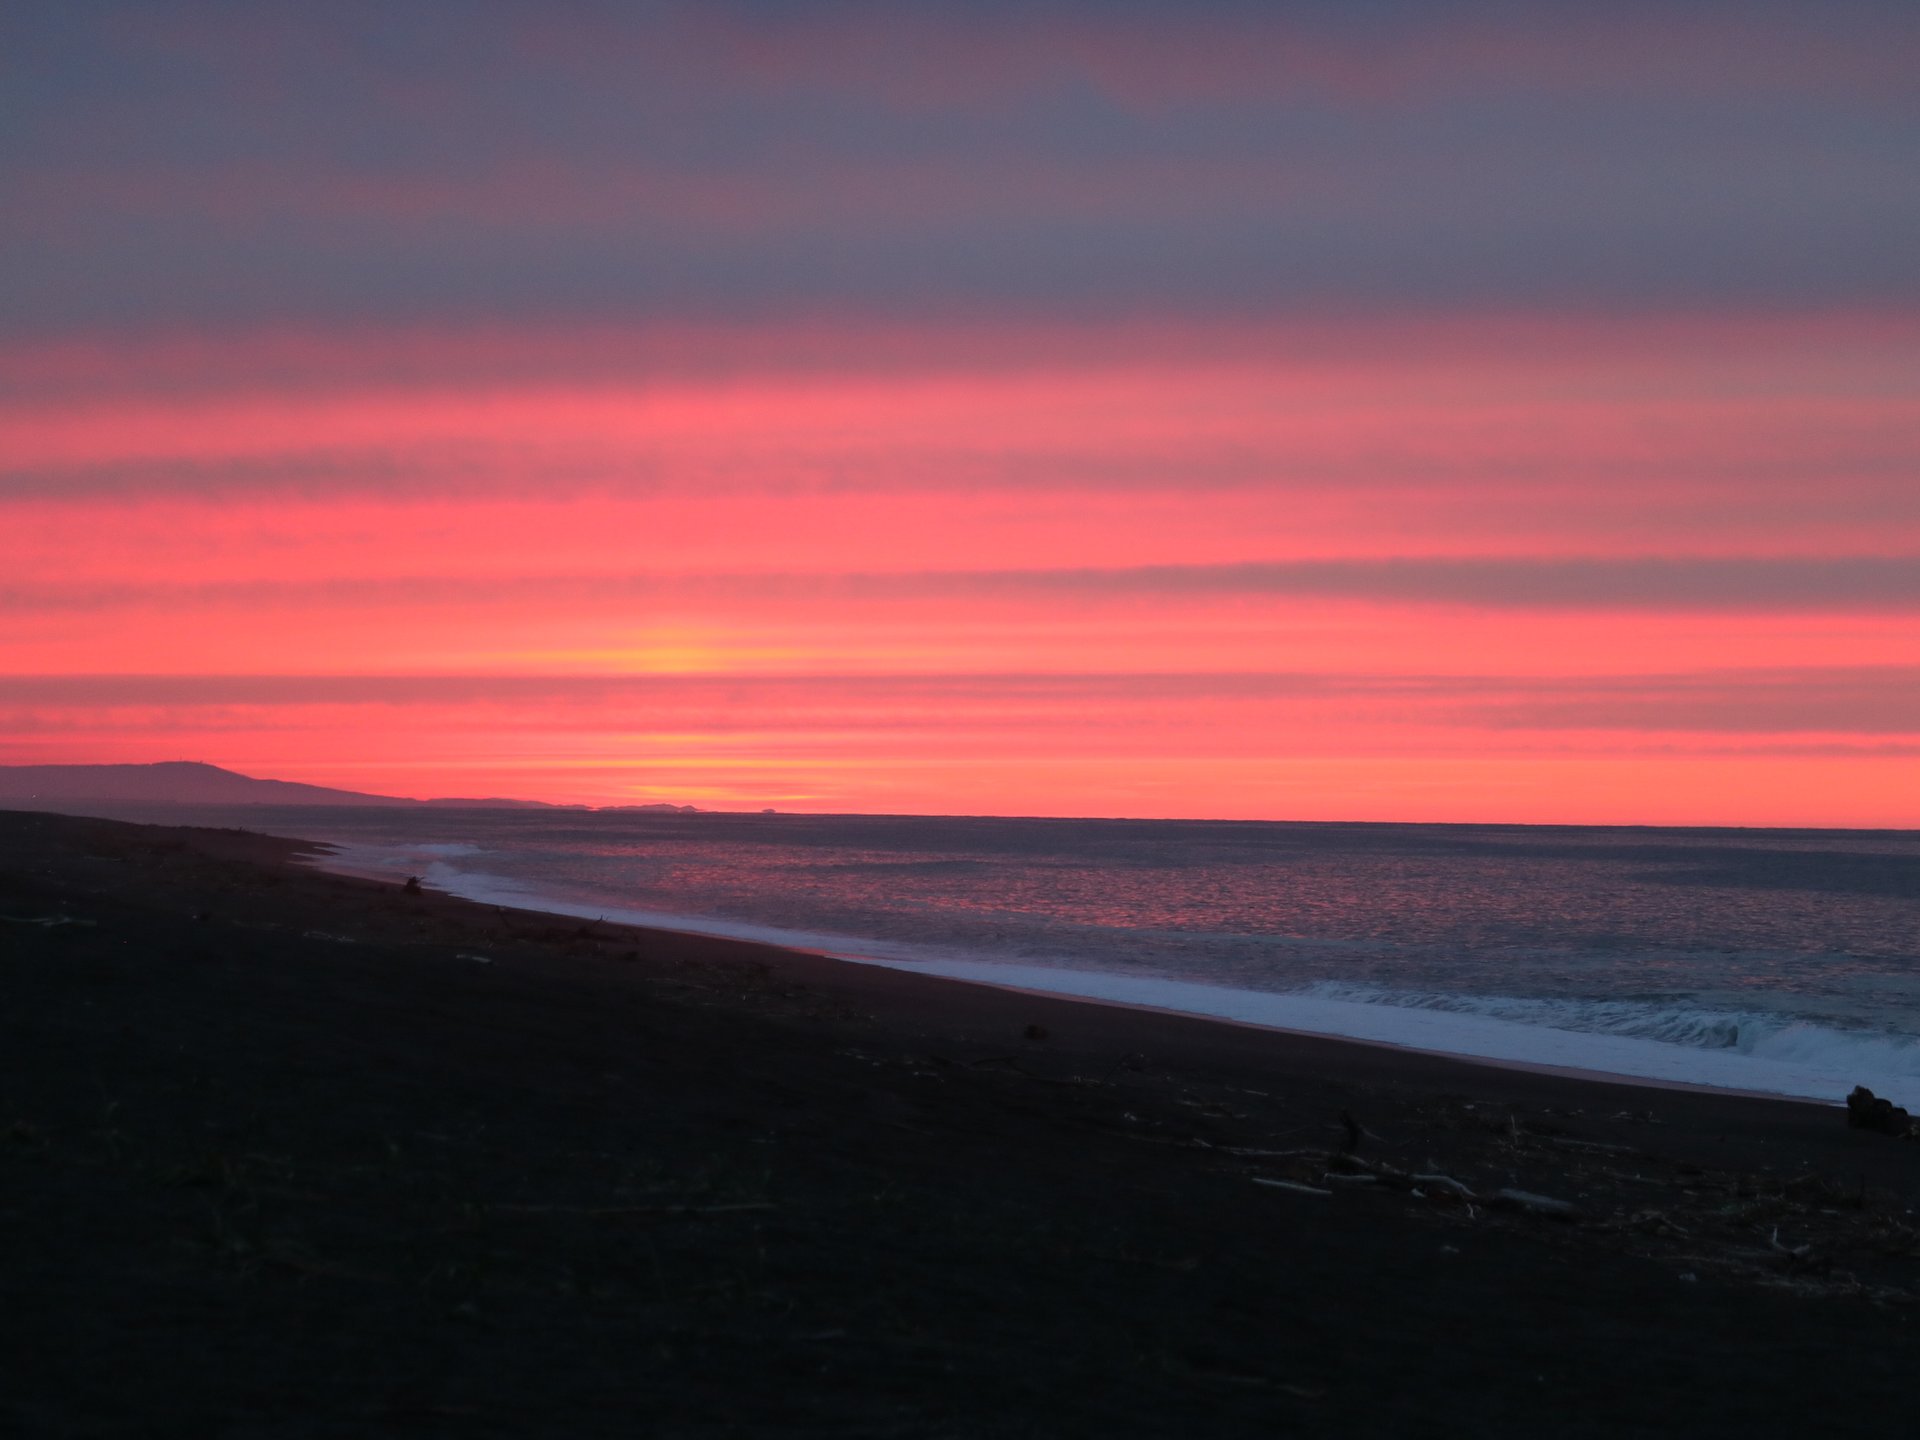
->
(3, 809), (1917, 1438)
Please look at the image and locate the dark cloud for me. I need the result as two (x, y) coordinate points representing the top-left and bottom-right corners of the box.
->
(983, 556), (1920, 611)
(2, 2), (1915, 332)
(5, 554), (1920, 615)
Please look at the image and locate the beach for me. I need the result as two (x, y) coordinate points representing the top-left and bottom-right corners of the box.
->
(4, 809), (1918, 1437)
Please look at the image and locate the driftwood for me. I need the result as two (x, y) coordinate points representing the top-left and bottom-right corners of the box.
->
(1536, 1134), (1637, 1156)
(490, 1200), (774, 1219)
(1411, 1173), (1477, 1200)
(1339, 1110), (1363, 1152)
(1768, 1227), (1813, 1262)
(1253, 1178), (1332, 1197)
(1608, 1208), (1691, 1238)
(1338, 1109), (1386, 1152)
(1491, 1189), (1580, 1220)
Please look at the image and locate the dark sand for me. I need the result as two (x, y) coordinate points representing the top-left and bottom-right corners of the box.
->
(3, 810), (1916, 1437)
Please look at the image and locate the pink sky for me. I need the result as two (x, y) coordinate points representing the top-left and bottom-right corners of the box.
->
(5, 311), (1916, 824)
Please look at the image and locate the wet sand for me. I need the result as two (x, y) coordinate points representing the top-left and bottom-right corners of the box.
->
(3, 808), (1917, 1437)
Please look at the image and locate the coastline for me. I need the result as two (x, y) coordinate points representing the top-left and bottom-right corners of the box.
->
(312, 836), (1822, 1106)
(5, 807), (1919, 1436)
(303, 836), (1892, 1110)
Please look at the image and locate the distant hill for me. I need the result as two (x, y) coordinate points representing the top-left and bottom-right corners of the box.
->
(420, 796), (579, 809)
(0, 762), (558, 811)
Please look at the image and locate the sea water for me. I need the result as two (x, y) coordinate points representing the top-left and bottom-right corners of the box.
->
(251, 808), (1919, 1107)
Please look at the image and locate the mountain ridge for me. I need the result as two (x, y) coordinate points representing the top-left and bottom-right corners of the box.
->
(0, 761), (563, 811)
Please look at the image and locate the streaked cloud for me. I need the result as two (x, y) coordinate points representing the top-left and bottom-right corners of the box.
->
(6, 666), (1917, 734)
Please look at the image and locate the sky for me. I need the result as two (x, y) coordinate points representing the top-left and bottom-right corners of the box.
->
(2, 0), (1917, 825)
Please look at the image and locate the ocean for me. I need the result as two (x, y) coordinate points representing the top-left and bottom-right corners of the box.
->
(252, 807), (1920, 1108)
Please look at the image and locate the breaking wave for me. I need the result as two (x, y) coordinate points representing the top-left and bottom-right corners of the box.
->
(1292, 981), (1920, 1080)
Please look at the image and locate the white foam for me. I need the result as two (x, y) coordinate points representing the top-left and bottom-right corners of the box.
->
(854, 959), (1909, 1108)
(1294, 982), (1920, 1082)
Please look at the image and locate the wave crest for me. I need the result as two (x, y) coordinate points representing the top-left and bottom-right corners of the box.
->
(1295, 982), (1920, 1079)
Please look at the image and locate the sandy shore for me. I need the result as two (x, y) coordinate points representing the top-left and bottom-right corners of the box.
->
(4, 808), (1918, 1437)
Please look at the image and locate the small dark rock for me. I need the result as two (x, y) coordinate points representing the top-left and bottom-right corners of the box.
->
(1023, 1024), (1049, 1042)
(402, 876), (423, 896)
(1846, 1085), (1916, 1137)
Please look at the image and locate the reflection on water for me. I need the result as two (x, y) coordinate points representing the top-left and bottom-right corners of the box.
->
(160, 808), (1918, 1028)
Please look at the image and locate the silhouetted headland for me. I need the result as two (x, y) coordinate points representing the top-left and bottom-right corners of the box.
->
(0, 761), (577, 813)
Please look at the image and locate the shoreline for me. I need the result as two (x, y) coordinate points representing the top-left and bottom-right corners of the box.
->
(5, 806), (1919, 1436)
(341, 849), (1826, 1106)
(301, 838), (1869, 1112)
(856, 971), (1828, 1107)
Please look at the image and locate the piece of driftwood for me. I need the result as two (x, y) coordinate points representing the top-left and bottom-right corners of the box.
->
(1768, 1227), (1813, 1262)
(1608, 1208), (1691, 1238)
(1411, 1173), (1478, 1200)
(1339, 1110), (1363, 1152)
(1337, 1109), (1387, 1152)
(490, 1200), (774, 1219)
(1491, 1188), (1580, 1220)
(1537, 1134), (1637, 1156)
(1253, 1178), (1332, 1196)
